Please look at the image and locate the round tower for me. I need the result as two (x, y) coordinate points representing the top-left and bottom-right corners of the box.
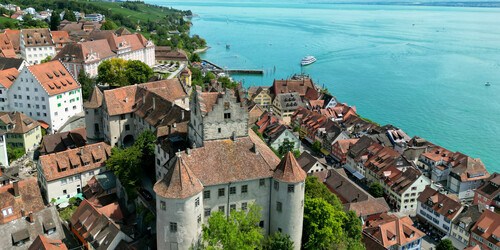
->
(153, 153), (204, 250)
(270, 152), (307, 250)
(83, 86), (104, 142)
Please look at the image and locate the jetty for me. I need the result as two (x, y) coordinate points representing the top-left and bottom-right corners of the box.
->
(202, 60), (264, 75)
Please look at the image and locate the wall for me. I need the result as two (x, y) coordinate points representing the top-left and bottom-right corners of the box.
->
(22, 125), (42, 151)
(269, 129), (300, 152)
(45, 166), (106, 202)
(0, 134), (8, 167)
(394, 176), (431, 215)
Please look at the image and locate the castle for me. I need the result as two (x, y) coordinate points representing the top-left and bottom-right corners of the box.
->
(153, 87), (307, 250)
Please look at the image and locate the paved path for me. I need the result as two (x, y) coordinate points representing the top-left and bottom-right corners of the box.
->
(167, 63), (186, 79)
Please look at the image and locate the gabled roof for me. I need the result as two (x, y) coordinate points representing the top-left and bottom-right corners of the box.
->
(0, 67), (19, 88)
(26, 60), (80, 96)
(272, 78), (315, 96)
(154, 153), (204, 199)
(297, 152), (322, 173)
(0, 33), (16, 58)
(273, 152), (307, 183)
(364, 214), (425, 248)
(40, 127), (87, 155)
(475, 172), (500, 200)
(29, 235), (68, 250)
(471, 209), (500, 248)
(0, 57), (24, 71)
(417, 186), (462, 220)
(335, 139), (359, 155)
(22, 28), (54, 47)
(4, 29), (20, 53)
(0, 111), (40, 134)
(452, 205), (482, 232)
(450, 156), (489, 182)
(0, 178), (45, 224)
(155, 46), (188, 61)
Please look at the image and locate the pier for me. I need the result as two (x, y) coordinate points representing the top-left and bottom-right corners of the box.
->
(202, 60), (264, 75)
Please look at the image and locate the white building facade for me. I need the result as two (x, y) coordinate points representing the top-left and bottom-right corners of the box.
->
(20, 28), (56, 65)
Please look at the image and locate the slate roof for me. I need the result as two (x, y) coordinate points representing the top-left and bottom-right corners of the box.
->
(154, 153), (204, 199)
(0, 178), (45, 224)
(297, 152), (323, 173)
(417, 186), (462, 220)
(0, 111), (40, 134)
(0, 57), (24, 70)
(471, 209), (500, 248)
(274, 151), (307, 183)
(39, 142), (111, 182)
(27, 61), (80, 96)
(364, 213), (425, 248)
(22, 28), (54, 47)
(0, 67), (19, 88)
(28, 235), (67, 250)
(40, 127), (86, 155)
(474, 172), (500, 200)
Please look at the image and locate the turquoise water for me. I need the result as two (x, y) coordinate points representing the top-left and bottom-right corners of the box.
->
(148, 0), (500, 173)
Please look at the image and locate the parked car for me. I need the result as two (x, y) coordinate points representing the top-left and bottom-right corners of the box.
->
(139, 188), (153, 201)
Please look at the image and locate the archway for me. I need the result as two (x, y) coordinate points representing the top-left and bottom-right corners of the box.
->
(123, 134), (135, 147)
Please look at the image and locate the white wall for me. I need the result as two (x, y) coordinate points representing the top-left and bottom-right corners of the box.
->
(45, 166), (106, 202)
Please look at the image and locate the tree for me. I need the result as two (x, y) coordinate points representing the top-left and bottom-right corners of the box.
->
(7, 147), (25, 162)
(303, 197), (346, 250)
(263, 232), (294, 250)
(369, 182), (384, 198)
(278, 140), (295, 156)
(436, 239), (454, 250)
(101, 20), (118, 30)
(63, 10), (76, 22)
(312, 140), (322, 153)
(190, 52), (201, 63)
(203, 71), (216, 84)
(97, 58), (127, 86)
(50, 11), (60, 31)
(125, 60), (153, 85)
(106, 146), (142, 200)
(293, 126), (300, 132)
(218, 76), (237, 89)
(202, 204), (263, 249)
(133, 130), (156, 178)
(78, 70), (94, 101)
(305, 176), (343, 211)
(41, 56), (52, 63)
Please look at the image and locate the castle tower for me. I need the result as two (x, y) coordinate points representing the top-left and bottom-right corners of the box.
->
(83, 86), (104, 143)
(154, 153), (204, 250)
(270, 152), (307, 249)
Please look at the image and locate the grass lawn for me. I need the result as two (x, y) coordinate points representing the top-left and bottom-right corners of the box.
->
(78, 1), (176, 24)
(0, 16), (18, 27)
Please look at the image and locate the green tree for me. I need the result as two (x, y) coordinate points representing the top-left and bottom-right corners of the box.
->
(263, 232), (294, 250)
(125, 60), (153, 85)
(303, 197), (346, 250)
(50, 11), (60, 31)
(293, 126), (300, 132)
(190, 52), (201, 63)
(218, 76), (237, 89)
(369, 182), (384, 198)
(278, 140), (295, 156)
(63, 10), (76, 22)
(133, 130), (156, 177)
(101, 20), (118, 30)
(203, 71), (216, 84)
(305, 176), (343, 210)
(78, 70), (94, 101)
(202, 204), (263, 249)
(436, 239), (454, 250)
(312, 140), (322, 153)
(7, 147), (25, 162)
(97, 58), (127, 86)
(41, 56), (52, 63)
(106, 146), (142, 200)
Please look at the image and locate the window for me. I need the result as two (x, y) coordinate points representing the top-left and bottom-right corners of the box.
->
(274, 181), (279, 190)
(224, 113), (231, 119)
(42, 97), (45, 101)
(198, 214), (201, 223)
(195, 197), (200, 207)
(241, 185), (248, 194)
(218, 128), (221, 133)
(160, 201), (166, 210)
(204, 208), (211, 217)
(259, 221), (264, 228)
(203, 190), (210, 199)
(259, 179), (265, 186)
(25, 87), (29, 91)
(219, 206), (225, 213)
(1, 207), (13, 217)
(170, 222), (177, 232)
(63, 190), (67, 194)
(120, 114), (126, 120)
(61, 179), (67, 185)
(277, 202), (282, 212)
(218, 188), (225, 197)
(42, 105), (46, 109)
(288, 184), (295, 193)
(34, 88), (38, 92)
(230, 204), (236, 211)
(242, 202), (248, 211)
(125, 124), (130, 131)
(229, 187), (236, 195)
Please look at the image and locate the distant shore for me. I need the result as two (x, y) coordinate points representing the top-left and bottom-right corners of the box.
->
(312, 1), (500, 8)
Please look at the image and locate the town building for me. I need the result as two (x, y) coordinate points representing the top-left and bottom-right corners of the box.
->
(249, 86), (273, 107)
(69, 199), (132, 249)
(331, 139), (358, 165)
(0, 165), (18, 185)
(469, 209), (500, 250)
(20, 28), (56, 65)
(272, 78), (316, 98)
(473, 172), (500, 212)
(0, 57), (28, 71)
(248, 103), (265, 125)
(255, 111), (281, 134)
(28, 235), (68, 250)
(37, 142), (111, 205)
(0, 178), (65, 249)
(50, 31), (72, 53)
(155, 46), (188, 64)
(272, 92), (303, 125)
(447, 157), (489, 200)
(344, 136), (377, 180)
(54, 32), (155, 78)
(59, 20), (102, 40)
(0, 111), (42, 152)
(179, 67), (192, 88)
(448, 205), (482, 249)
(0, 132), (7, 166)
(263, 123), (300, 152)
(85, 13), (105, 22)
(5, 29), (21, 57)
(0, 67), (20, 111)
(297, 152), (327, 174)
(39, 127), (86, 155)
(363, 213), (425, 250)
(0, 33), (17, 58)
(7, 60), (83, 133)
(416, 186), (463, 235)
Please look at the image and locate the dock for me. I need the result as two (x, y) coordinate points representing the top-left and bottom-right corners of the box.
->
(202, 60), (264, 75)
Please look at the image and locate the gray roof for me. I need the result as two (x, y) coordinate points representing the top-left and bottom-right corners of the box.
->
(0, 57), (24, 70)
(452, 205), (482, 231)
(95, 172), (117, 191)
(297, 152), (322, 173)
(275, 92), (302, 110)
(0, 206), (65, 250)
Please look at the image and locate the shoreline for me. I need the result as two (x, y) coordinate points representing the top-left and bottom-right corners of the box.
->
(193, 46), (211, 54)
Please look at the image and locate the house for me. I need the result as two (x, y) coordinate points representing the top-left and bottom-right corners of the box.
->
(0, 57), (28, 71)
(28, 235), (68, 250)
(179, 67), (192, 88)
(5, 29), (21, 56)
(473, 172), (500, 211)
(448, 205), (482, 249)
(272, 78), (316, 98)
(59, 20), (102, 40)
(0, 178), (65, 249)
(82, 172), (117, 200)
(69, 199), (132, 250)
(344, 136), (377, 180)
(297, 152), (327, 174)
(363, 213), (425, 250)
(272, 92), (303, 124)
(37, 142), (111, 205)
(39, 127), (86, 155)
(0, 33), (17, 58)
(0, 165), (18, 185)
(248, 103), (265, 125)
(263, 123), (300, 152)
(50, 31), (71, 53)
(363, 145), (404, 185)
(0, 67), (20, 111)
(20, 28), (56, 65)
(0, 111), (42, 151)
(416, 186), (463, 235)
(331, 139), (358, 165)
(54, 32), (155, 78)
(469, 209), (500, 250)
(447, 157), (489, 199)
(155, 46), (188, 63)
(7, 60), (83, 133)
(249, 86), (273, 107)
(255, 111), (281, 134)
(85, 13), (105, 22)
(386, 127), (411, 153)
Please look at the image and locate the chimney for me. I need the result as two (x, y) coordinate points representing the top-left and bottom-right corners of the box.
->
(186, 147), (191, 156)
(13, 181), (20, 197)
(251, 143), (258, 154)
(28, 213), (34, 224)
(142, 92), (146, 104)
(152, 97), (156, 110)
(79, 148), (84, 155)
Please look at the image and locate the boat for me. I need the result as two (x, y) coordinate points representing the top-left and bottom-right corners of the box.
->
(485, 82), (491, 86)
(226, 44), (230, 49)
(301, 56), (316, 66)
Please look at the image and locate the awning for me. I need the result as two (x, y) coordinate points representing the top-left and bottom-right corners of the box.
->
(320, 148), (330, 156)
(37, 120), (50, 129)
(343, 165), (365, 180)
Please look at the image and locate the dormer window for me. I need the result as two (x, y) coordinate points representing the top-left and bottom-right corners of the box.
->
(478, 226), (486, 233)
(2, 207), (13, 217)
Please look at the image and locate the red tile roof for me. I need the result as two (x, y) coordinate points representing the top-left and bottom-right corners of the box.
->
(29, 235), (68, 250)
(4, 29), (20, 53)
(336, 139), (359, 154)
(274, 152), (307, 183)
(471, 209), (500, 249)
(364, 213), (425, 248)
(0, 111), (40, 134)
(39, 142), (111, 182)
(272, 78), (315, 96)
(27, 60), (80, 96)
(417, 186), (462, 220)
(0, 178), (45, 224)
(0, 67), (19, 88)
(22, 28), (54, 47)
(154, 153), (204, 199)
(0, 33), (17, 58)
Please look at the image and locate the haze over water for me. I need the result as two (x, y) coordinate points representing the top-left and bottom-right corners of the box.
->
(148, 0), (500, 172)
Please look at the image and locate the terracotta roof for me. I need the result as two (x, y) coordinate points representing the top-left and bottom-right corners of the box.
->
(40, 127), (87, 155)
(0, 111), (40, 134)
(96, 201), (123, 221)
(83, 86), (103, 109)
(0, 178), (45, 224)
(364, 213), (425, 248)
(272, 78), (315, 96)
(336, 139), (359, 154)
(39, 142), (111, 182)
(274, 152), (307, 183)
(388, 166), (422, 195)
(27, 60), (80, 96)
(29, 235), (68, 250)
(450, 157), (489, 182)
(138, 79), (189, 103)
(471, 209), (500, 248)
(22, 28), (54, 47)
(155, 46), (188, 61)
(115, 27), (131, 36)
(53, 39), (114, 64)
(88, 32), (151, 52)
(417, 186), (462, 220)
(304, 87), (319, 101)
(463, 246), (481, 250)
(154, 153), (204, 199)
(50, 31), (72, 49)
(475, 172), (500, 200)
(0, 33), (16, 58)
(4, 29), (20, 53)
(180, 67), (191, 76)
(0, 67), (19, 88)
(0, 57), (24, 70)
